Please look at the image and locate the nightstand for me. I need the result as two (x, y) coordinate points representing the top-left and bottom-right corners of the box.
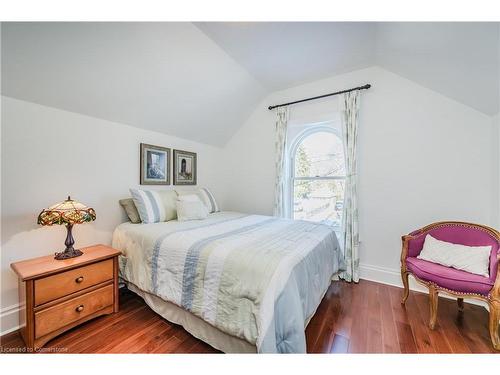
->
(10, 244), (121, 350)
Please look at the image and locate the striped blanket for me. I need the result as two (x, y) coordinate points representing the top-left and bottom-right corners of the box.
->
(113, 212), (342, 353)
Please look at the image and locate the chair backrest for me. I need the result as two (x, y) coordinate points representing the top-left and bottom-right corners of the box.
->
(408, 221), (499, 282)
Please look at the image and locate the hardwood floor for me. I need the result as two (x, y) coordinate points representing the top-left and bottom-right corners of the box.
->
(1, 280), (497, 353)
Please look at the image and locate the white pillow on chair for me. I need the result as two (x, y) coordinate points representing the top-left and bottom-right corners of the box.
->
(176, 196), (209, 221)
(417, 234), (491, 277)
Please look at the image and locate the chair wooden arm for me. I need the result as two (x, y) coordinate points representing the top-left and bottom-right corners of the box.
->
(400, 235), (413, 273)
(492, 253), (500, 301)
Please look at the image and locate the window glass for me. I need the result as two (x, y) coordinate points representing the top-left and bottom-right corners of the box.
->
(292, 129), (345, 238)
(294, 131), (345, 178)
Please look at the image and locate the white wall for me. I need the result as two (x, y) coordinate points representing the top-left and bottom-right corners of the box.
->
(221, 66), (497, 287)
(0, 96), (225, 334)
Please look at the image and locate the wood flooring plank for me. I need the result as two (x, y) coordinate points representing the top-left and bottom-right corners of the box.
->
(413, 291), (452, 353)
(365, 282), (383, 353)
(346, 280), (369, 353)
(394, 321), (417, 353)
(378, 284), (400, 353)
(404, 293), (435, 353)
(434, 297), (472, 354)
(310, 287), (343, 353)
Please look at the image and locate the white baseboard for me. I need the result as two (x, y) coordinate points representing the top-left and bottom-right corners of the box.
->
(0, 303), (24, 336)
(359, 263), (489, 310)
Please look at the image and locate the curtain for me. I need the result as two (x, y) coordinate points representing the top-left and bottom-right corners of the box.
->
(340, 91), (360, 282)
(273, 107), (289, 217)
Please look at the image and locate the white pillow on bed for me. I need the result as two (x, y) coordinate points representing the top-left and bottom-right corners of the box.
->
(129, 189), (178, 224)
(176, 197), (209, 221)
(177, 194), (202, 202)
(130, 188), (166, 224)
(177, 188), (220, 213)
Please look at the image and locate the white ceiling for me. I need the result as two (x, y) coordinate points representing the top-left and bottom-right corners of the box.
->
(195, 22), (377, 90)
(197, 22), (500, 115)
(2, 22), (499, 147)
(375, 22), (499, 116)
(0, 22), (265, 146)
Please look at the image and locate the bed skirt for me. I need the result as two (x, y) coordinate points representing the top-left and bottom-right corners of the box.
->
(126, 282), (257, 353)
(124, 274), (339, 353)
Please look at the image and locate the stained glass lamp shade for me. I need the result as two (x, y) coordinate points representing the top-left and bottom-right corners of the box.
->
(37, 196), (96, 260)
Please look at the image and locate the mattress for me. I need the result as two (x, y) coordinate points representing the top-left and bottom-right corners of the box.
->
(112, 211), (343, 353)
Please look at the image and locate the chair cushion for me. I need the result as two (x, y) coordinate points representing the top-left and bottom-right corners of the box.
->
(407, 224), (499, 284)
(417, 234), (491, 277)
(406, 257), (494, 296)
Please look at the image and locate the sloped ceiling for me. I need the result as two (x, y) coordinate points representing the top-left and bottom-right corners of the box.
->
(1, 22), (265, 146)
(195, 22), (377, 90)
(375, 22), (499, 116)
(197, 22), (499, 116)
(2, 22), (499, 147)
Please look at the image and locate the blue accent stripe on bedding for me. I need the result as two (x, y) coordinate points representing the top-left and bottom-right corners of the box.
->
(201, 188), (218, 212)
(151, 214), (248, 293)
(144, 190), (160, 222)
(180, 218), (277, 311)
(130, 188), (166, 224)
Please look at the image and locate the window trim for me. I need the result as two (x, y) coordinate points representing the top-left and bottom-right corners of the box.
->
(288, 125), (346, 221)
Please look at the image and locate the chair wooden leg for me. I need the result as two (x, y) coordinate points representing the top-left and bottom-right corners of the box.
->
(489, 301), (500, 351)
(429, 284), (438, 330)
(401, 271), (409, 305)
(457, 298), (464, 313)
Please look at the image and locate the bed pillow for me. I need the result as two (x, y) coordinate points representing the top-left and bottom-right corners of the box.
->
(176, 197), (209, 221)
(177, 187), (220, 213)
(157, 190), (178, 221)
(417, 234), (492, 277)
(130, 189), (165, 224)
(119, 198), (141, 223)
(177, 193), (202, 202)
(199, 188), (220, 213)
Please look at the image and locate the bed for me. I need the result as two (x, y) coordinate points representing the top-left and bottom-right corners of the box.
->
(112, 211), (343, 353)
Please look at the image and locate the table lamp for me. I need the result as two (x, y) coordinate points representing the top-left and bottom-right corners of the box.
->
(37, 196), (96, 260)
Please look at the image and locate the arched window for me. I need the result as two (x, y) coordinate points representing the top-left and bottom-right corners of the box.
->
(289, 126), (345, 237)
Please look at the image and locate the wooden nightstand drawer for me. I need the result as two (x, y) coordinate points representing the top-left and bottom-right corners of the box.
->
(34, 259), (113, 306)
(35, 284), (113, 339)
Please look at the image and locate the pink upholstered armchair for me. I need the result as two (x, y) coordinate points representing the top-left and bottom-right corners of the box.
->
(400, 221), (500, 350)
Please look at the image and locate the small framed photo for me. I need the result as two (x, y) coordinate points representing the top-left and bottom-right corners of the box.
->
(140, 143), (171, 185)
(173, 149), (197, 185)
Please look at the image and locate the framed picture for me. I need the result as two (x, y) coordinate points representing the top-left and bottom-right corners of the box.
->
(173, 149), (197, 185)
(140, 143), (170, 185)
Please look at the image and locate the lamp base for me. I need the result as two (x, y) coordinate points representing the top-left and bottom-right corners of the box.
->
(54, 223), (83, 260)
(54, 247), (83, 260)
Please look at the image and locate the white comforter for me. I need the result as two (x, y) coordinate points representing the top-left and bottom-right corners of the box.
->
(112, 212), (342, 353)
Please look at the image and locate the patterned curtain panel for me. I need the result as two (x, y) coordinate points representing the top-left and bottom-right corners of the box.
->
(273, 107), (289, 217)
(340, 91), (361, 282)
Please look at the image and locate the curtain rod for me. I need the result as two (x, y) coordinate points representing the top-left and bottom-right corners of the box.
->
(267, 84), (371, 111)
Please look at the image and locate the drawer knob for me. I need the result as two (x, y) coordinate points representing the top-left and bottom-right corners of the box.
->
(75, 276), (84, 283)
(75, 305), (84, 313)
